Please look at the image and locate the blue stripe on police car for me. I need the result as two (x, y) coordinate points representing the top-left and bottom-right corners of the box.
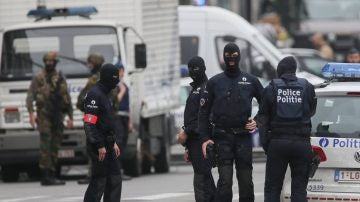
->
(319, 137), (360, 148)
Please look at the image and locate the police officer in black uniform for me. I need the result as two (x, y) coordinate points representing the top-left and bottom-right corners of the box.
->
(199, 43), (263, 202)
(257, 56), (317, 202)
(177, 56), (216, 202)
(83, 64), (122, 202)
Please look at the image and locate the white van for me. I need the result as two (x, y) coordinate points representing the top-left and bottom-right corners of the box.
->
(178, 6), (323, 85)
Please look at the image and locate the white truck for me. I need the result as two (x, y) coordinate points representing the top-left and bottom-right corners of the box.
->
(0, 0), (180, 181)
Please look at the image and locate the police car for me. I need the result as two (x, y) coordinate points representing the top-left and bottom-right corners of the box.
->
(282, 63), (360, 201)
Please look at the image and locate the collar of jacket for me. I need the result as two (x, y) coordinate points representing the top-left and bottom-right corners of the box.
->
(280, 73), (297, 81)
(97, 82), (112, 94)
(190, 76), (208, 88)
(224, 67), (241, 78)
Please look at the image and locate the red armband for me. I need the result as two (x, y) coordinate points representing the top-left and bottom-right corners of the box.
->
(84, 114), (98, 124)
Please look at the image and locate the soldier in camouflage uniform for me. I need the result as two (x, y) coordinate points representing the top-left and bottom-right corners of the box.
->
(26, 51), (73, 186)
(76, 53), (104, 112)
(76, 53), (104, 184)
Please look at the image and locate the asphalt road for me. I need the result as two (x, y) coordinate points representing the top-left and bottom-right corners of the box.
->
(0, 162), (266, 202)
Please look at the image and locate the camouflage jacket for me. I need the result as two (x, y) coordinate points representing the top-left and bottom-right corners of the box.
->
(76, 73), (99, 112)
(26, 70), (73, 119)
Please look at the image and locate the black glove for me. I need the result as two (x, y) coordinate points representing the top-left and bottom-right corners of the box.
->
(206, 143), (217, 168)
(308, 155), (321, 178)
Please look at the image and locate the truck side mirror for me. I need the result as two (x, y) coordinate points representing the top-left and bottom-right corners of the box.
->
(135, 43), (147, 69)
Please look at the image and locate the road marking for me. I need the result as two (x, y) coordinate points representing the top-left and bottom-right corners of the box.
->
(0, 196), (49, 202)
(0, 192), (264, 202)
(123, 193), (192, 200)
(53, 196), (84, 202)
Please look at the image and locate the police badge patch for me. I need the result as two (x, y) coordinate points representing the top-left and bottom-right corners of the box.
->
(200, 98), (206, 106)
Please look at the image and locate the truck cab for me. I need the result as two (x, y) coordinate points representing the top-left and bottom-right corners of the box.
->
(0, 10), (129, 181)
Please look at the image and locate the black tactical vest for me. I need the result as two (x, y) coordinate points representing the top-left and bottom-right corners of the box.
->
(211, 79), (249, 128)
(271, 78), (309, 129)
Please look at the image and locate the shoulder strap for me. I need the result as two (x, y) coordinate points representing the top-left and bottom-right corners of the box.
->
(272, 78), (285, 86)
(296, 78), (307, 86)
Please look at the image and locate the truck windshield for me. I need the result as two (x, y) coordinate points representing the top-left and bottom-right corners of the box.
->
(1, 26), (121, 81)
(304, 0), (360, 20)
(312, 96), (360, 138)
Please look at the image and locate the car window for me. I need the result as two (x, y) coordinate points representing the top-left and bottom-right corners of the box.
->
(300, 56), (329, 78)
(180, 36), (199, 66)
(312, 96), (360, 138)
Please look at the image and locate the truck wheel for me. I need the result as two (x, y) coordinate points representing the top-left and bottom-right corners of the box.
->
(26, 165), (41, 179)
(154, 146), (170, 173)
(123, 140), (142, 177)
(123, 155), (141, 177)
(2, 166), (19, 182)
(55, 165), (61, 178)
(140, 139), (152, 175)
(141, 157), (152, 174)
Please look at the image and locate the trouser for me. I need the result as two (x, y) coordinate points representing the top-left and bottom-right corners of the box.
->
(114, 115), (129, 150)
(114, 115), (129, 167)
(214, 133), (254, 202)
(38, 116), (64, 171)
(264, 138), (313, 202)
(187, 138), (216, 202)
(84, 144), (122, 202)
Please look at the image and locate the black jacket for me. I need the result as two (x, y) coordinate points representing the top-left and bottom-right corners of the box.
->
(183, 77), (208, 137)
(257, 73), (317, 151)
(198, 71), (263, 143)
(83, 83), (120, 149)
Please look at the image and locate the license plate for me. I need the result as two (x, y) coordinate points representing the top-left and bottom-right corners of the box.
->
(335, 170), (360, 182)
(4, 112), (20, 123)
(58, 149), (75, 158)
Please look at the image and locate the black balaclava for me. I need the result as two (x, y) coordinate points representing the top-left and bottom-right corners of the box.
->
(277, 56), (297, 78)
(188, 56), (206, 84)
(223, 43), (241, 75)
(99, 63), (120, 92)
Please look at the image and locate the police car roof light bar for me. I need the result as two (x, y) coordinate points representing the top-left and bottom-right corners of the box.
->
(27, 6), (98, 21)
(322, 63), (360, 80)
